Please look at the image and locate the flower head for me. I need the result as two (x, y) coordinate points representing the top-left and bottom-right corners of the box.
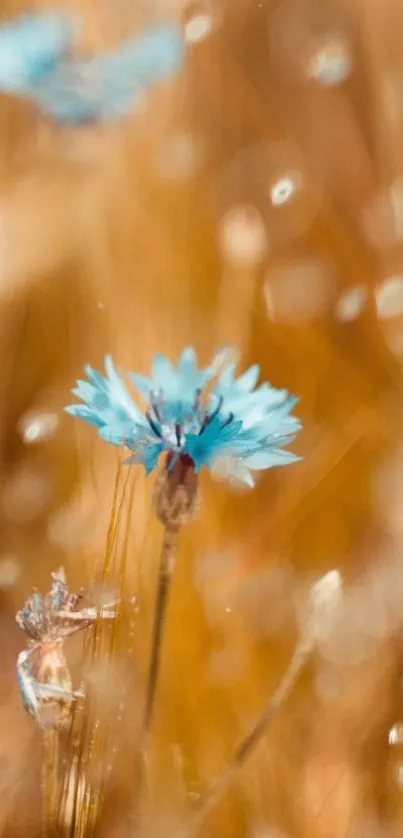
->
(30, 22), (184, 123)
(0, 13), (73, 93)
(0, 15), (184, 123)
(66, 347), (302, 487)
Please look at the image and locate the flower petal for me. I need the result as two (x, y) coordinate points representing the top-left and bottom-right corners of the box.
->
(242, 449), (301, 469)
(211, 456), (255, 487)
(177, 347), (197, 380)
(0, 12), (73, 93)
(151, 353), (177, 394)
(123, 442), (162, 473)
(104, 355), (144, 422)
(64, 405), (104, 428)
(83, 365), (108, 392)
(231, 364), (260, 392)
(129, 373), (152, 399)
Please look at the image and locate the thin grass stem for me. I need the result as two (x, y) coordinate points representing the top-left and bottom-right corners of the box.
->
(42, 729), (59, 837)
(184, 638), (312, 838)
(142, 524), (177, 736)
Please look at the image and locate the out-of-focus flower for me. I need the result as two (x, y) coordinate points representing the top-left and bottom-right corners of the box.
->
(0, 13), (73, 93)
(0, 13), (184, 123)
(66, 348), (302, 487)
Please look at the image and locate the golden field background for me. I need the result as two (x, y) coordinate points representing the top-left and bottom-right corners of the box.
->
(1, 0), (403, 835)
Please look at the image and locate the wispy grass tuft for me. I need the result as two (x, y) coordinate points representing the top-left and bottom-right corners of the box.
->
(56, 463), (137, 837)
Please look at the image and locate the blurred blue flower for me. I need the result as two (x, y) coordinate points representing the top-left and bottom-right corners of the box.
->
(0, 14), (184, 123)
(0, 13), (73, 93)
(66, 348), (302, 486)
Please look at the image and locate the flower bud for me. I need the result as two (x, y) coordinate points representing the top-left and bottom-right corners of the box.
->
(153, 453), (199, 529)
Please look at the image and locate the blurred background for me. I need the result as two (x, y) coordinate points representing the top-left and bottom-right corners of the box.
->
(2, 0), (403, 835)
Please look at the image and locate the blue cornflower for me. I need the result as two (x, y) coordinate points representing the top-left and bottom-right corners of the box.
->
(66, 348), (302, 487)
(0, 14), (183, 123)
(0, 13), (73, 93)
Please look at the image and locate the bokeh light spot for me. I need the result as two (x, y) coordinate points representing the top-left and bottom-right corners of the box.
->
(264, 256), (338, 323)
(184, 13), (213, 43)
(270, 175), (299, 206)
(219, 205), (268, 267)
(375, 275), (403, 319)
(334, 285), (368, 322)
(389, 723), (403, 745)
(0, 556), (20, 588)
(307, 37), (353, 85)
(18, 410), (59, 445)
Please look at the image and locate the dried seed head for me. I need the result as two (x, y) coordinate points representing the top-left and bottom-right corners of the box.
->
(153, 454), (199, 529)
(306, 569), (343, 644)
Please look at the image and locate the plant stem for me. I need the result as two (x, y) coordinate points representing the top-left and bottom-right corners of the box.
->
(42, 730), (59, 837)
(185, 638), (312, 838)
(142, 525), (177, 736)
